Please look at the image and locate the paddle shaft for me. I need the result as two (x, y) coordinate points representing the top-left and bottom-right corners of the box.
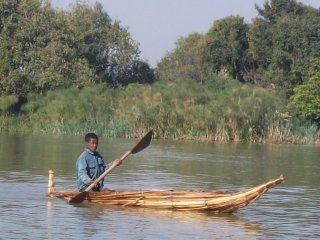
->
(83, 150), (131, 192)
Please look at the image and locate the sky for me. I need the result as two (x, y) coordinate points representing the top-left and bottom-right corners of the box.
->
(51, 0), (320, 67)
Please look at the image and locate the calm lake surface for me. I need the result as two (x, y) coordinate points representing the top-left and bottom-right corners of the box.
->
(0, 133), (319, 239)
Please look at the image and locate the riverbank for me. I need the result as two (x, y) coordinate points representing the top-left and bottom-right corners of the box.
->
(1, 81), (319, 144)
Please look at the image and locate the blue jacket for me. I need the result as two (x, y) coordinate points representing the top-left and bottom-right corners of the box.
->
(76, 148), (107, 191)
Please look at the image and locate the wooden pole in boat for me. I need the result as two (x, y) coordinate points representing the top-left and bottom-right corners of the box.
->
(48, 170), (55, 196)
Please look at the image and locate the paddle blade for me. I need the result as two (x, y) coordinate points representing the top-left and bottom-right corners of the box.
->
(131, 129), (153, 154)
(69, 191), (88, 204)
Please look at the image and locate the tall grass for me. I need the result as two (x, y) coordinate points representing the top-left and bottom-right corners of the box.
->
(1, 80), (319, 143)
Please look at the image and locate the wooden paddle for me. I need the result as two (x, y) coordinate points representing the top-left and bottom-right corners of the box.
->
(69, 129), (153, 204)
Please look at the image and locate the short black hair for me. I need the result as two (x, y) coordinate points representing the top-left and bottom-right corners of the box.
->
(85, 133), (98, 142)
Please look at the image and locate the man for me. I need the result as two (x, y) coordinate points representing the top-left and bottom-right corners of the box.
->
(76, 133), (122, 191)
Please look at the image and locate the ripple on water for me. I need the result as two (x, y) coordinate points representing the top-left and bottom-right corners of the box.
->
(1, 151), (320, 240)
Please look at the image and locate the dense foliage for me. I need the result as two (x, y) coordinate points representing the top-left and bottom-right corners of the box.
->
(0, 0), (154, 97)
(2, 81), (319, 143)
(0, 0), (319, 143)
(288, 58), (320, 123)
(157, 0), (320, 125)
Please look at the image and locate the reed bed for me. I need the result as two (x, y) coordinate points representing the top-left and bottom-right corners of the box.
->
(2, 82), (318, 143)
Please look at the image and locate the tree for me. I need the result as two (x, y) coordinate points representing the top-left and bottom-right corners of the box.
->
(250, 0), (320, 95)
(67, 3), (153, 87)
(255, 0), (305, 23)
(0, 0), (95, 96)
(288, 58), (320, 124)
(125, 60), (154, 85)
(156, 33), (208, 83)
(205, 16), (250, 82)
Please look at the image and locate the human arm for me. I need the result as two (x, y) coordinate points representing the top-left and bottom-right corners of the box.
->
(76, 156), (92, 186)
(79, 157), (121, 188)
(103, 158), (122, 170)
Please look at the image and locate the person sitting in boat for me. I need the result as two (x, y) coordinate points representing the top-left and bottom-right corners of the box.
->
(76, 133), (122, 192)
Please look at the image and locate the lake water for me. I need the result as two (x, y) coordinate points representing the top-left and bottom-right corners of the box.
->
(0, 133), (319, 239)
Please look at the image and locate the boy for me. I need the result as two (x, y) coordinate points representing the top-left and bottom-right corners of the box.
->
(76, 133), (122, 191)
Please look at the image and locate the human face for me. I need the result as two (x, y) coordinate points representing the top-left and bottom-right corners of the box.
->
(86, 138), (98, 152)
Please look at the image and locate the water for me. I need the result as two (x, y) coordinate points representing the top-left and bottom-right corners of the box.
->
(0, 134), (319, 239)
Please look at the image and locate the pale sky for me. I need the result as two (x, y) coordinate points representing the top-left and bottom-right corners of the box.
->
(51, 0), (320, 67)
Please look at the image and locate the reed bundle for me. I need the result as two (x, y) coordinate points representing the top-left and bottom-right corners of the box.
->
(50, 175), (284, 213)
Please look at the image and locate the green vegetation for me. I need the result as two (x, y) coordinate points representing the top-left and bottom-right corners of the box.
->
(0, 0), (154, 96)
(0, 0), (319, 144)
(1, 81), (318, 144)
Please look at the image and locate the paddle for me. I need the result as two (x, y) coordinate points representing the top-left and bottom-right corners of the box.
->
(69, 129), (153, 204)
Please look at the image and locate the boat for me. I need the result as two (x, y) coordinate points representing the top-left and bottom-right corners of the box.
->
(47, 170), (284, 213)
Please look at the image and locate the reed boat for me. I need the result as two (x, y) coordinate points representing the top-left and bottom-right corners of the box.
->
(47, 171), (284, 213)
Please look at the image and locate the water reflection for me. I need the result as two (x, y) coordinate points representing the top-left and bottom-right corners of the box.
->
(108, 206), (264, 239)
(47, 201), (264, 239)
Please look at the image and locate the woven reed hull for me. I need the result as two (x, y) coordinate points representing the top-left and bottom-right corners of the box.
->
(50, 175), (284, 213)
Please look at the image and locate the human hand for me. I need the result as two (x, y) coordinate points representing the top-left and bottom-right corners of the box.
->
(91, 179), (99, 187)
(113, 158), (122, 166)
